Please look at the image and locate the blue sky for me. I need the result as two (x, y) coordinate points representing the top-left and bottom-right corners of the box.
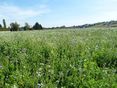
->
(0, 0), (117, 27)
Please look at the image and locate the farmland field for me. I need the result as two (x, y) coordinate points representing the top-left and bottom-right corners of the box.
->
(0, 28), (117, 88)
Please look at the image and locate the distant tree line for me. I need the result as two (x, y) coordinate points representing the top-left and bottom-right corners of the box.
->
(51, 20), (117, 29)
(1, 19), (117, 31)
(0, 19), (43, 31)
(69, 20), (117, 28)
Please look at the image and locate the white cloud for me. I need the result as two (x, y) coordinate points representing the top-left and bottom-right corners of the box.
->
(0, 3), (50, 26)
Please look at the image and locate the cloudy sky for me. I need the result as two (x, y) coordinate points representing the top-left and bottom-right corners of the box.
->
(0, 0), (117, 27)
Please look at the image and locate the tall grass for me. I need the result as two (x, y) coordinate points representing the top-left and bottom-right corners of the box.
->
(0, 28), (117, 88)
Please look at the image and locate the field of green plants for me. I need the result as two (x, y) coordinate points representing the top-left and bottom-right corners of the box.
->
(0, 28), (117, 88)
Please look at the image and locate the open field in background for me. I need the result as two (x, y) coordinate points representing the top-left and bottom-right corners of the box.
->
(0, 28), (117, 88)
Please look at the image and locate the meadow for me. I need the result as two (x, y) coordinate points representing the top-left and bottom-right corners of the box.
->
(0, 28), (117, 88)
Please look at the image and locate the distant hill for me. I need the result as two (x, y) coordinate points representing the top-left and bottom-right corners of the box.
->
(71, 20), (117, 28)
(50, 20), (117, 29)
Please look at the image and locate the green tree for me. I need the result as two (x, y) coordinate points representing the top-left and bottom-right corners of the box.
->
(10, 22), (19, 31)
(24, 23), (30, 31)
(0, 24), (2, 28)
(33, 22), (43, 30)
(3, 19), (6, 29)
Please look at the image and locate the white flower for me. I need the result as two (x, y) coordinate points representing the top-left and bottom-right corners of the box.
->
(0, 65), (2, 68)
